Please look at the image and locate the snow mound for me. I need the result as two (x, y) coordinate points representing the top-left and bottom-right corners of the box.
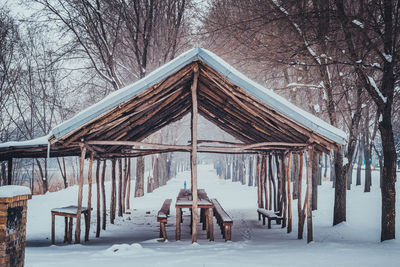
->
(104, 243), (152, 256)
(0, 185), (31, 198)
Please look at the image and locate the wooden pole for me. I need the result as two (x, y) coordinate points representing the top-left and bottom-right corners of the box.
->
(111, 159), (116, 224)
(7, 158), (12, 185)
(190, 64), (199, 243)
(85, 152), (94, 241)
(256, 155), (261, 208)
(96, 159), (101, 238)
(263, 155), (268, 210)
(298, 152), (304, 239)
(127, 158), (131, 210)
(268, 155), (273, 210)
(281, 153), (287, 228)
(75, 144), (86, 244)
(287, 151), (292, 233)
(122, 157), (128, 214)
(307, 146), (314, 243)
(275, 156), (282, 215)
(101, 160), (107, 230)
(118, 159), (123, 217)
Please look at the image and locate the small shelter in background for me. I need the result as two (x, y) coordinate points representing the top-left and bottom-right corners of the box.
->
(0, 48), (346, 243)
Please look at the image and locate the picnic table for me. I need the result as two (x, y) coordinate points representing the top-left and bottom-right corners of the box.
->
(175, 189), (214, 241)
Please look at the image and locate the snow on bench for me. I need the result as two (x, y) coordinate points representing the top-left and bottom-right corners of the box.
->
(210, 198), (233, 241)
(157, 199), (172, 241)
(257, 208), (283, 229)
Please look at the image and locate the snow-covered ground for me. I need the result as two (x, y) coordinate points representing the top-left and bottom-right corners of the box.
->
(25, 164), (400, 267)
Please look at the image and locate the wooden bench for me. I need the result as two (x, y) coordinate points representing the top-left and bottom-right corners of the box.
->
(157, 199), (172, 240)
(51, 205), (89, 244)
(257, 208), (283, 229)
(211, 199), (233, 241)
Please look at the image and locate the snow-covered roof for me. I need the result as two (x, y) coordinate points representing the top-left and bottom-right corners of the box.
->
(0, 135), (50, 149)
(50, 48), (346, 145)
(0, 185), (31, 198)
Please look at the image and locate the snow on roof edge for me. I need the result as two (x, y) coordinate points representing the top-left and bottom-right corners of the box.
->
(197, 48), (347, 145)
(0, 134), (50, 149)
(0, 185), (31, 198)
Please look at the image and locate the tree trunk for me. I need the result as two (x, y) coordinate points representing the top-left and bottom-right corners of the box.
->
(356, 138), (363, 186)
(118, 159), (123, 217)
(293, 154), (299, 200)
(126, 159), (131, 210)
(111, 159), (116, 224)
(333, 150), (346, 225)
(364, 116), (372, 192)
(101, 160), (107, 230)
(248, 156), (254, 186)
(96, 159), (101, 238)
(379, 112), (396, 241)
(135, 156), (145, 197)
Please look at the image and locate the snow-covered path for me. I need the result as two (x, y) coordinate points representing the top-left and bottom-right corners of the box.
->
(25, 164), (400, 266)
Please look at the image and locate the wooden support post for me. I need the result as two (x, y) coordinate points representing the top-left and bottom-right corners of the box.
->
(96, 159), (101, 238)
(127, 158), (131, 210)
(281, 153), (287, 228)
(287, 151), (292, 233)
(256, 155), (262, 208)
(263, 155), (268, 211)
(268, 155), (273, 210)
(307, 146), (314, 243)
(118, 159), (123, 217)
(101, 160), (107, 230)
(64, 217), (68, 243)
(75, 144), (86, 244)
(312, 152), (319, 210)
(269, 155), (277, 212)
(122, 158), (128, 214)
(298, 152), (305, 239)
(85, 152), (94, 242)
(111, 159), (116, 224)
(7, 158), (12, 185)
(190, 64), (199, 243)
(275, 156), (282, 215)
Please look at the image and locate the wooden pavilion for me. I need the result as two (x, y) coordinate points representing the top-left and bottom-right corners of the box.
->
(0, 48), (346, 244)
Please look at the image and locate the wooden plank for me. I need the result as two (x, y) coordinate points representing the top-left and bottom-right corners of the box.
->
(75, 144), (86, 244)
(191, 63), (199, 243)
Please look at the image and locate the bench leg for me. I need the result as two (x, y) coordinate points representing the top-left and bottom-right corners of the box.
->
(262, 215), (266, 225)
(160, 222), (167, 240)
(208, 208), (214, 241)
(176, 208), (181, 241)
(268, 218), (272, 229)
(68, 218), (73, 243)
(51, 213), (55, 245)
(258, 212), (261, 221)
(225, 225), (232, 241)
(64, 217), (68, 243)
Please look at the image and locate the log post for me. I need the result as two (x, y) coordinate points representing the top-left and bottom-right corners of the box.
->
(7, 158), (12, 185)
(96, 159), (101, 238)
(75, 143), (86, 244)
(111, 159), (116, 224)
(101, 160), (107, 230)
(263, 155), (268, 211)
(122, 158), (128, 214)
(118, 159), (123, 217)
(307, 146), (314, 243)
(85, 152), (94, 242)
(287, 151), (292, 233)
(298, 152), (305, 239)
(256, 155), (262, 208)
(281, 153), (287, 228)
(190, 63), (199, 243)
(268, 154), (273, 210)
(275, 155), (282, 215)
(127, 158), (131, 210)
